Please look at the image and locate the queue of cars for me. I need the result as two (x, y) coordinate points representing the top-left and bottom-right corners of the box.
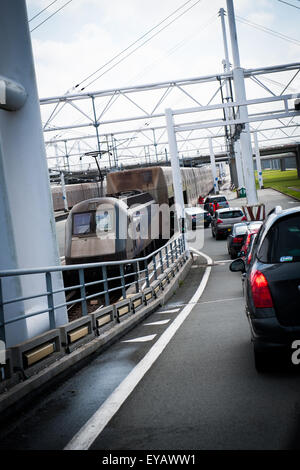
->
(206, 193), (300, 373)
(230, 206), (300, 371)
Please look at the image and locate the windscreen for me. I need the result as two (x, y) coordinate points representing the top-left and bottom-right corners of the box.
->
(259, 214), (300, 263)
(219, 210), (243, 219)
(73, 212), (92, 235)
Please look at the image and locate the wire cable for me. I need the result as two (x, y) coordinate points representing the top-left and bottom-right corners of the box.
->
(278, 0), (300, 10)
(74, 0), (202, 90)
(80, 0), (203, 91)
(28, 0), (60, 22)
(236, 15), (300, 46)
(30, 0), (74, 33)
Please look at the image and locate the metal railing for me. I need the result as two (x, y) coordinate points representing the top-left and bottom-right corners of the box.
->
(0, 234), (186, 343)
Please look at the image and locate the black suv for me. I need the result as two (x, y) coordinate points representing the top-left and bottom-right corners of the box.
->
(230, 206), (300, 371)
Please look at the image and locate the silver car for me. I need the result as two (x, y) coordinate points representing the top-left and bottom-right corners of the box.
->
(211, 207), (246, 239)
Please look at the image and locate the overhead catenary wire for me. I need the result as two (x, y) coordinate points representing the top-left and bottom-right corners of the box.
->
(28, 0), (60, 22)
(76, 0), (203, 91)
(278, 0), (300, 10)
(236, 15), (300, 46)
(30, 0), (74, 33)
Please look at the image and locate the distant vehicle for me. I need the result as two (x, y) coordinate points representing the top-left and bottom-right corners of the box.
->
(227, 221), (263, 260)
(204, 195), (229, 215)
(239, 222), (263, 264)
(230, 206), (300, 371)
(211, 208), (246, 240)
(227, 222), (249, 259)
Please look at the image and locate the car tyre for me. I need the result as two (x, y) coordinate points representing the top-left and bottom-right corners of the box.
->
(215, 231), (221, 240)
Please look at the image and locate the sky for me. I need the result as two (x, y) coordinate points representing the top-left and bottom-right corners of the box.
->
(25, 0), (300, 169)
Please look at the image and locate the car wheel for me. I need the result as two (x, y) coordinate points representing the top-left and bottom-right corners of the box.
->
(215, 231), (221, 240)
(230, 250), (236, 259)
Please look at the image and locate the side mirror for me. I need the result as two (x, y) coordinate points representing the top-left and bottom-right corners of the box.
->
(229, 258), (246, 273)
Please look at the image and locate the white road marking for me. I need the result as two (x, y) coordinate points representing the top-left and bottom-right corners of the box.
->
(64, 249), (212, 451)
(122, 334), (157, 343)
(198, 297), (243, 305)
(156, 308), (180, 314)
(144, 319), (170, 326)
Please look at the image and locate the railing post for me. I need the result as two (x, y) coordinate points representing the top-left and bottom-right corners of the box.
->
(120, 265), (126, 299)
(159, 249), (163, 274)
(45, 272), (56, 330)
(0, 278), (6, 344)
(144, 260), (150, 288)
(102, 265), (110, 306)
(153, 254), (157, 280)
(78, 269), (88, 316)
(135, 262), (139, 293)
(165, 245), (169, 269)
(170, 241), (174, 264)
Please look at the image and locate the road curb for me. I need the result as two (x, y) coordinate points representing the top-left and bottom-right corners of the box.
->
(0, 257), (193, 416)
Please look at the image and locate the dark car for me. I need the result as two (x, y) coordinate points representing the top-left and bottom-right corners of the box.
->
(204, 210), (212, 228)
(204, 195), (229, 215)
(211, 208), (246, 240)
(227, 222), (248, 259)
(230, 206), (300, 371)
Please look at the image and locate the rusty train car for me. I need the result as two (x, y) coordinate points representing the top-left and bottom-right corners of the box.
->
(51, 181), (106, 211)
(65, 165), (213, 265)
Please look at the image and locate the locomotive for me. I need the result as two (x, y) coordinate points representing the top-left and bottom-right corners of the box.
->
(65, 166), (214, 266)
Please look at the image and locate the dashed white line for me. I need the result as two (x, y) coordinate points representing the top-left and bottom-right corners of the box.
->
(64, 249), (212, 451)
(144, 319), (170, 326)
(122, 334), (157, 343)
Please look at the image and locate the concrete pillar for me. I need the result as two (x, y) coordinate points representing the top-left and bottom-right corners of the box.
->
(0, 1), (67, 346)
(253, 132), (264, 188)
(234, 140), (245, 188)
(209, 138), (219, 194)
(226, 0), (258, 206)
(280, 158), (286, 172)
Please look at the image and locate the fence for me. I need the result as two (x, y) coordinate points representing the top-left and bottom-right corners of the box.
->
(0, 234), (186, 344)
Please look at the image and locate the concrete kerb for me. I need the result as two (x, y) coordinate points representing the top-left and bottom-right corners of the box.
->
(0, 255), (193, 414)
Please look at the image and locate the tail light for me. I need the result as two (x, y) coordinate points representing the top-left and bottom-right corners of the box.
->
(250, 270), (273, 308)
(241, 216), (247, 221)
(216, 219), (223, 224)
(233, 236), (244, 243)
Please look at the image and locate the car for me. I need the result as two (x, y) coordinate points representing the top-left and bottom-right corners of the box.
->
(211, 207), (246, 240)
(238, 221), (263, 261)
(204, 195), (229, 215)
(230, 206), (300, 371)
(227, 222), (248, 259)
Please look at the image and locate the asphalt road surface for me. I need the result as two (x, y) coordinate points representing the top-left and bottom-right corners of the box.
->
(1, 189), (300, 450)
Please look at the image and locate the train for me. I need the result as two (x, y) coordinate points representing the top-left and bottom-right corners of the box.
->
(51, 181), (106, 212)
(65, 165), (214, 266)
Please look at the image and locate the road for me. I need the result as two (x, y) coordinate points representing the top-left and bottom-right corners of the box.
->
(1, 189), (300, 450)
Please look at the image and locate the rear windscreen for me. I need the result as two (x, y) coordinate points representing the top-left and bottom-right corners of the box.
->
(258, 214), (300, 263)
(73, 212), (92, 235)
(219, 211), (243, 219)
(234, 225), (248, 235)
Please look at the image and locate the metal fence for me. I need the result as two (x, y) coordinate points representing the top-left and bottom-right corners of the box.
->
(0, 234), (186, 343)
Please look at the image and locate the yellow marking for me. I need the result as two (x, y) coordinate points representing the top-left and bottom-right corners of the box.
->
(68, 326), (89, 343)
(97, 314), (112, 328)
(118, 305), (129, 316)
(24, 342), (55, 367)
(145, 293), (152, 301)
(133, 299), (142, 308)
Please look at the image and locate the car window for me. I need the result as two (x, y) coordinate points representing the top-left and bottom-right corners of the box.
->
(220, 210), (243, 219)
(258, 213), (300, 263)
(234, 225), (248, 235)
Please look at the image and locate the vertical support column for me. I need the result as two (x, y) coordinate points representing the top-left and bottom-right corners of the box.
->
(209, 138), (219, 194)
(253, 132), (264, 189)
(54, 143), (60, 170)
(60, 171), (69, 212)
(152, 128), (159, 164)
(234, 140), (245, 188)
(0, 0), (67, 346)
(226, 0), (258, 206)
(165, 108), (189, 255)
